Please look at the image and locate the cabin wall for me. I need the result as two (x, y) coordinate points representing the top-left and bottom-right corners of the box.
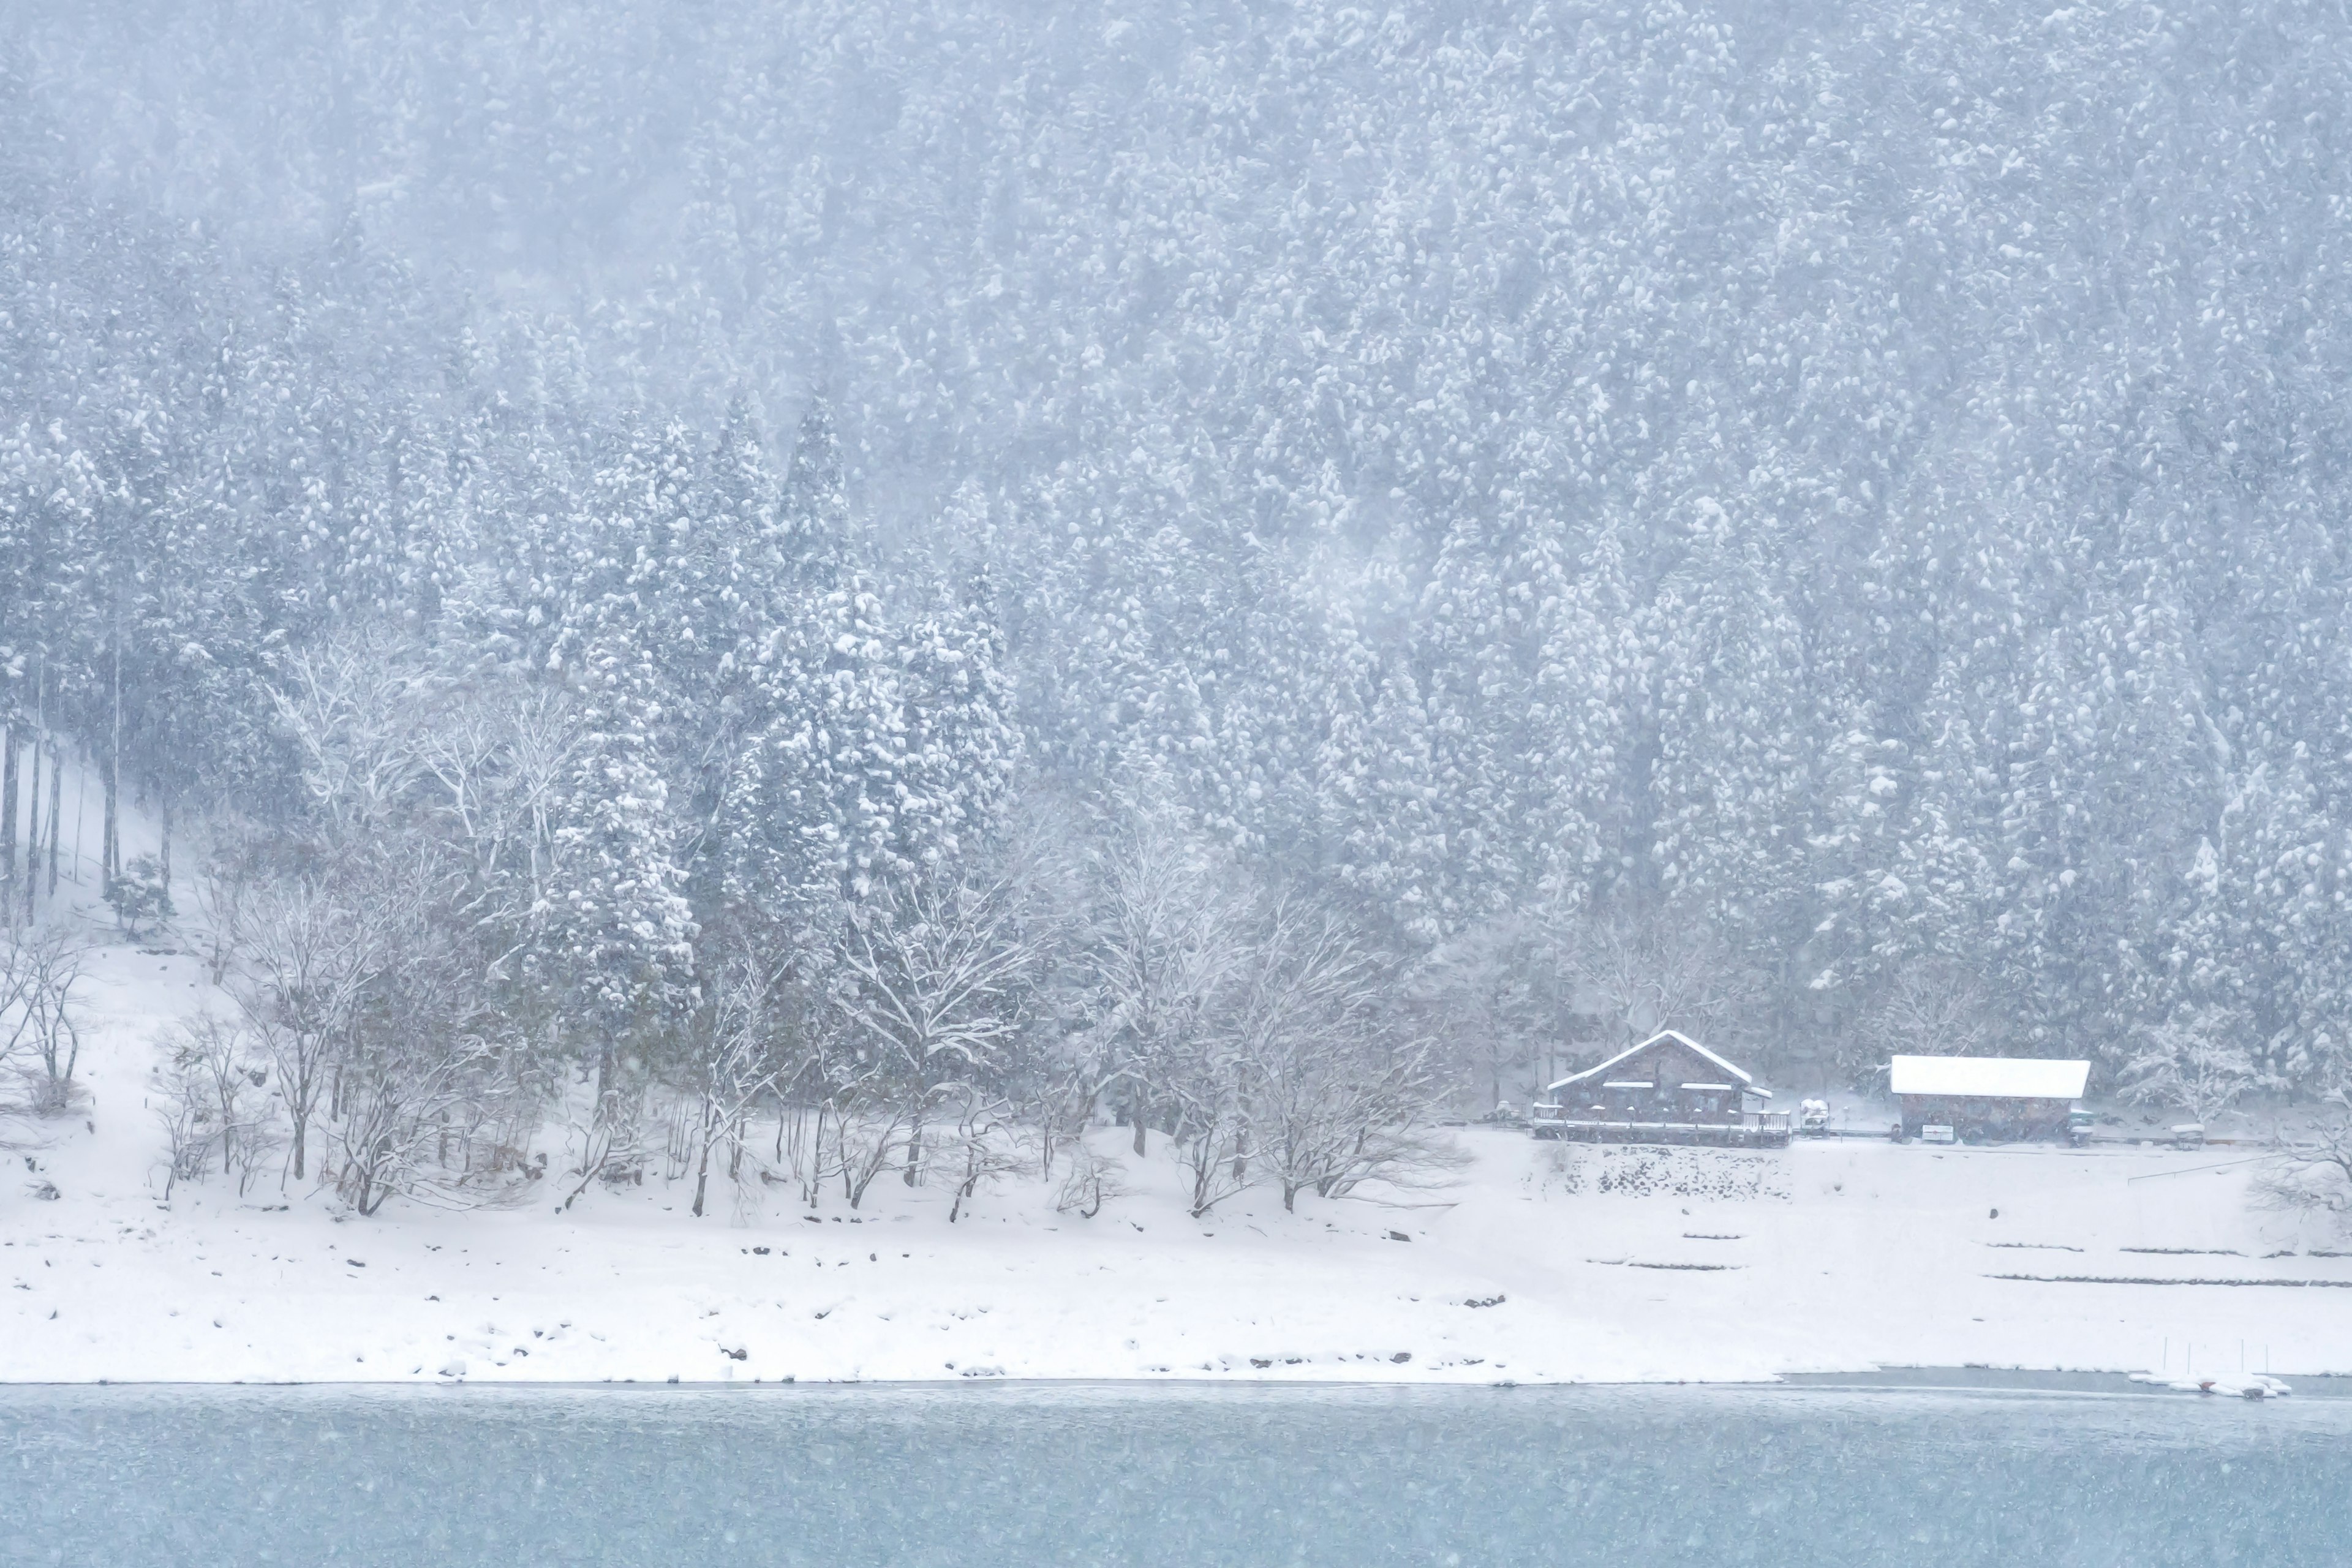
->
(1555, 1042), (1746, 1126)
(1898, 1095), (2072, 1142)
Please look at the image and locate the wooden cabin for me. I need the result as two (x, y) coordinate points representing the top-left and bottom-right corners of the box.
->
(1530, 1030), (1790, 1148)
(1888, 1055), (2089, 1144)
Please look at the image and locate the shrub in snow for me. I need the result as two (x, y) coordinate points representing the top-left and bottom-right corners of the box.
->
(105, 856), (174, 940)
(1, 925), (89, 1115)
(1053, 1142), (1128, 1219)
(153, 1016), (281, 1197)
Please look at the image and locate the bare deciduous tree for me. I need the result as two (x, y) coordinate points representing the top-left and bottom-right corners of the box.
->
(1077, 805), (1244, 1157)
(231, 874), (385, 1182)
(267, 631), (428, 835)
(2255, 1090), (2352, 1229)
(1, 926), (90, 1114)
(830, 865), (1041, 1194)
(156, 1015), (281, 1195)
(1869, 960), (1995, 1058)
(1547, 907), (1761, 1058)
(329, 848), (537, 1216)
(1052, 1138), (1128, 1218)
(1408, 918), (1558, 1110)
(2122, 1004), (2257, 1126)
(673, 938), (789, 1219)
(1235, 900), (1460, 1214)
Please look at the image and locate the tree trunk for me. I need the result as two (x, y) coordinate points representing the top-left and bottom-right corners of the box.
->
(100, 751), (118, 894)
(21, 726), (40, 921)
(690, 1096), (715, 1218)
(807, 1100), (829, 1208)
(70, 747), (86, 892)
(2, 723), (19, 915)
(104, 643), (121, 890)
(45, 744), (62, 897)
(1131, 1093), (1148, 1157)
(28, 660), (45, 916)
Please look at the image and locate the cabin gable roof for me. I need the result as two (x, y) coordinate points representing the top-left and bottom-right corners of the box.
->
(1547, 1029), (1757, 1095)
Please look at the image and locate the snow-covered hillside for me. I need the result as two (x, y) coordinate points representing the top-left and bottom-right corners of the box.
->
(6, 922), (2348, 1387)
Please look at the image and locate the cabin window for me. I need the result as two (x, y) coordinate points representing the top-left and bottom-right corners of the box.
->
(1600, 1080), (1652, 1119)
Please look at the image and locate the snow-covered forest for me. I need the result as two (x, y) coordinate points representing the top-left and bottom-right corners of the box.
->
(4, 0), (2351, 1215)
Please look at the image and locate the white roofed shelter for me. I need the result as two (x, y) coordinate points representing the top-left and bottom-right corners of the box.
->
(1888, 1055), (2090, 1144)
(1888, 1056), (2090, 1100)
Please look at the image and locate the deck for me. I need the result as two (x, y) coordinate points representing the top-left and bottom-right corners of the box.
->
(1526, 1110), (1793, 1150)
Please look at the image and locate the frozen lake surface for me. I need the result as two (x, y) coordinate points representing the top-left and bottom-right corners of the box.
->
(4, 1383), (2348, 1566)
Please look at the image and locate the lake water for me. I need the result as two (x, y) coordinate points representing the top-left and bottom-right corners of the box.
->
(4, 1382), (2347, 1566)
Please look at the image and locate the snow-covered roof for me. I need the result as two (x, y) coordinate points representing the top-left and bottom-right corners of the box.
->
(1549, 1030), (1755, 1094)
(1888, 1055), (2089, 1101)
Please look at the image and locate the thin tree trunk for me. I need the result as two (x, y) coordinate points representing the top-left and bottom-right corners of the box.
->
(71, 745), (86, 890)
(690, 1095), (715, 1218)
(104, 644), (121, 892)
(45, 744), (63, 897)
(807, 1099), (829, 1208)
(159, 797), (172, 895)
(21, 723), (40, 921)
(29, 659), (44, 916)
(2, 722), (20, 916)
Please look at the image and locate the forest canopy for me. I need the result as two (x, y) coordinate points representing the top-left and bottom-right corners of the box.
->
(4, 0), (2350, 1138)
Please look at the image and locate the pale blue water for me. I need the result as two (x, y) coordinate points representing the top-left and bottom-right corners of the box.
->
(2, 1382), (2346, 1566)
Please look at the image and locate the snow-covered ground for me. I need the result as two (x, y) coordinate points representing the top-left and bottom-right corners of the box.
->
(7, 920), (2351, 1386)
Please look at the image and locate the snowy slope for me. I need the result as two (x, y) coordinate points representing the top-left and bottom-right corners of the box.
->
(7, 910), (2349, 1387)
(5, 779), (2347, 1388)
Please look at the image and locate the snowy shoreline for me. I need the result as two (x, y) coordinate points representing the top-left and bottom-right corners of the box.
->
(16, 1370), (2350, 1394)
(12, 1136), (2348, 1389)
(9, 937), (2352, 1390)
